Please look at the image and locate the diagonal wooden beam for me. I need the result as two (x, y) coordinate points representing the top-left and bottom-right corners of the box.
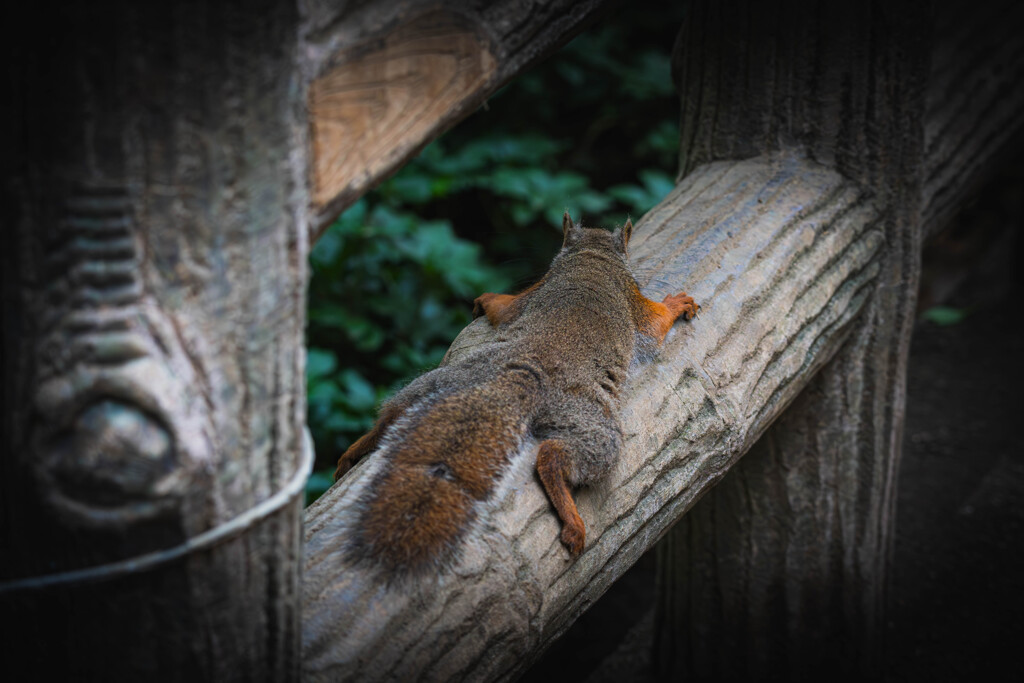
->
(301, 153), (884, 681)
(300, 0), (615, 238)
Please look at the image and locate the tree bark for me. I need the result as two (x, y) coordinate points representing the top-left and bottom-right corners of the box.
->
(653, 0), (1024, 679)
(1, 3), (309, 679)
(302, 153), (885, 681)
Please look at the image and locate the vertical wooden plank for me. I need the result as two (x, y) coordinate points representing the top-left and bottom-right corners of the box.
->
(655, 0), (932, 678)
(1, 2), (309, 678)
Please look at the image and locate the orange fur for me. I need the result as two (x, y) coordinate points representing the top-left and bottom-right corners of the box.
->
(536, 440), (586, 555)
(473, 280), (542, 327)
(642, 292), (699, 343)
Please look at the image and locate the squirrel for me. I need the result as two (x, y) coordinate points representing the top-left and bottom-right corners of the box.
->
(334, 212), (698, 574)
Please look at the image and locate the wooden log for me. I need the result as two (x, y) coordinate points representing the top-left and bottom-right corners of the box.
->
(658, 0), (930, 676)
(1, 3), (310, 679)
(651, 0), (1024, 678)
(301, 153), (884, 681)
(300, 0), (613, 236)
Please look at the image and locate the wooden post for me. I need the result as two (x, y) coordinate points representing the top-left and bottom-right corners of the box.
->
(1, 3), (309, 678)
(652, 0), (1024, 678)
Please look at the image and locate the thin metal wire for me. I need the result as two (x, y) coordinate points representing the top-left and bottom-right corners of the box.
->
(0, 430), (315, 594)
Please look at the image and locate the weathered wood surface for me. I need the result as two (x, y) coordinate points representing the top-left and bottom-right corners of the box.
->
(302, 153), (884, 681)
(654, 0), (1024, 679)
(300, 0), (613, 235)
(657, 0), (930, 677)
(1, 2), (310, 678)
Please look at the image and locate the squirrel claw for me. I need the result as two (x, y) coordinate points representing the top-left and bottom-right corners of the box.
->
(561, 522), (586, 557)
(472, 292), (499, 320)
(664, 292), (699, 321)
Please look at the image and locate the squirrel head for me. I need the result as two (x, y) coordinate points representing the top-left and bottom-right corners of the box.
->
(561, 211), (633, 259)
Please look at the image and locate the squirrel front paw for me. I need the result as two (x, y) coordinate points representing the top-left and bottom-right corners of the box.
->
(560, 520), (586, 556)
(663, 292), (700, 321)
(472, 293), (497, 319)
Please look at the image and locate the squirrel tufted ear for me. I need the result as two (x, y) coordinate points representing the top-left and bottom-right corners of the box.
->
(562, 210), (582, 247)
(613, 218), (633, 254)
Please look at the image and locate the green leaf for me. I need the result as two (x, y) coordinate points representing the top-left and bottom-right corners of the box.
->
(636, 120), (679, 159)
(576, 192), (613, 214)
(608, 169), (675, 214)
(639, 169), (675, 198)
(324, 413), (369, 433)
(431, 176), (454, 198)
(608, 184), (651, 209)
(339, 369), (377, 411)
(386, 173), (434, 204)
(922, 306), (969, 326)
(306, 348), (337, 379)
(307, 381), (342, 418)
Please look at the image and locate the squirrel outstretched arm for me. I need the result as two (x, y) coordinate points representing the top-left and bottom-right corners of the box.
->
(335, 212), (697, 573)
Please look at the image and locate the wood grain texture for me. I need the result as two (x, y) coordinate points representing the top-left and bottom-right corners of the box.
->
(656, 1), (932, 678)
(309, 12), (496, 210)
(1, 2), (309, 678)
(921, 0), (1024, 235)
(301, 154), (883, 681)
(301, 0), (613, 235)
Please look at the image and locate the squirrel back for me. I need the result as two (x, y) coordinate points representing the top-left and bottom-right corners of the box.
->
(336, 213), (698, 574)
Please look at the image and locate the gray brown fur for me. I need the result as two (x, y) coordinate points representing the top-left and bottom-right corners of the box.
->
(334, 213), (698, 574)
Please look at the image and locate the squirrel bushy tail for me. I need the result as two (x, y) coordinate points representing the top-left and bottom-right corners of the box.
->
(349, 367), (542, 573)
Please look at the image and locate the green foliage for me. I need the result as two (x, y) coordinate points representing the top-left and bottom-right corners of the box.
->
(608, 170), (677, 216)
(306, 201), (510, 472)
(922, 306), (970, 326)
(305, 4), (687, 501)
(384, 135), (614, 230)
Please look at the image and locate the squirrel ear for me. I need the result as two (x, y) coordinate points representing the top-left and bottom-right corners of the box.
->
(613, 218), (633, 254)
(562, 210), (582, 247)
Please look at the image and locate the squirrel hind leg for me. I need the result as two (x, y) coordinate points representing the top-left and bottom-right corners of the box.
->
(534, 401), (624, 556)
(536, 440), (587, 556)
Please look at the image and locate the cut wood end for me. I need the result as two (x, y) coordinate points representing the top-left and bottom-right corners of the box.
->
(308, 10), (497, 215)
